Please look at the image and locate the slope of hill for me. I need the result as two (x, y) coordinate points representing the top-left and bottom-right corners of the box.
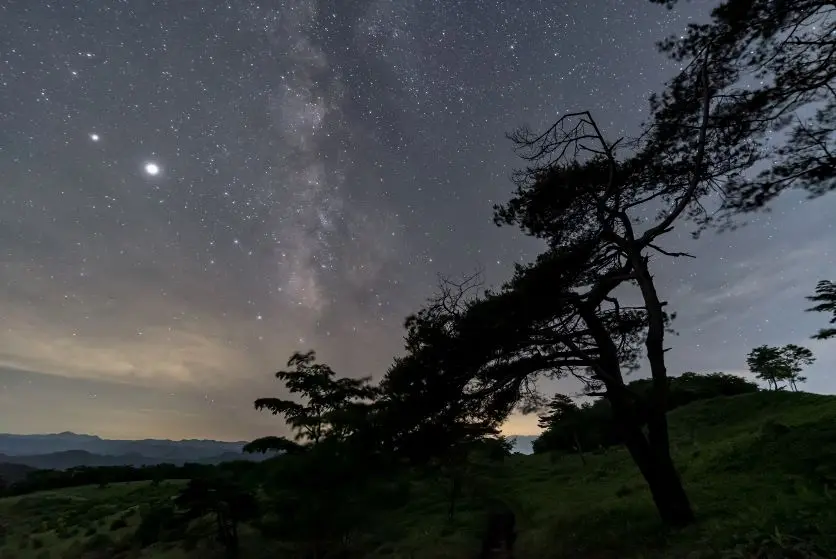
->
(1, 391), (835, 558)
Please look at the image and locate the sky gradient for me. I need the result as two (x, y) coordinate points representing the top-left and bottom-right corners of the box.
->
(1, 0), (834, 441)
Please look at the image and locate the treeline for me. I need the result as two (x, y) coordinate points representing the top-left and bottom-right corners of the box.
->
(532, 372), (759, 454)
(0, 460), (264, 498)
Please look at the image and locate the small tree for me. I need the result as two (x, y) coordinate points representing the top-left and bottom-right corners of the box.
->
(174, 477), (258, 556)
(747, 345), (787, 391)
(246, 352), (383, 558)
(746, 344), (816, 391)
(536, 394), (588, 464)
(806, 280), (836, 340)
(244, 350), (379, 454)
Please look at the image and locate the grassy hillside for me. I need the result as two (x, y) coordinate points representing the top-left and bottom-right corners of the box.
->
(2, 391), (835, 558)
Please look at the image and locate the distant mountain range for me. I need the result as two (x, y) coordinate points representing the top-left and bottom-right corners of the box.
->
(0, 431), (536, 475)
(0, 432), (269, 472)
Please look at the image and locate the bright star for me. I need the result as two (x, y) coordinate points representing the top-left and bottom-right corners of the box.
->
(144, 162), (160, 176)
(89, 133), (100, 142)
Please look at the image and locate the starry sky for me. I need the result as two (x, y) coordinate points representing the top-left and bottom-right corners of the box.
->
(1, 0), (834, 442)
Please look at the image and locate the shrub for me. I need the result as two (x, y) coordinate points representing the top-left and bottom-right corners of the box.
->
(134, 505), (177, 548)
(722, 527), (833, 558)
(55, 528), (70, 539)
(83, 533), (113, 552)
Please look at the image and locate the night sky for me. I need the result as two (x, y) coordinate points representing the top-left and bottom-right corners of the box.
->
(1, 1), (834, 442)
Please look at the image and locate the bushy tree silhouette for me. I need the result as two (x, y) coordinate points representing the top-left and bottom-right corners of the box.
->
(244, 350), (379, 455)
(246, 351), (393, 558)
(174, 477), (257, 556)
(747, 344), (816, 391)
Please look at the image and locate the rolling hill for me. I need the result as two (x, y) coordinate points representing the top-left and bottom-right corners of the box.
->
(0, 432), (249, 460)
(0, 433), (268, 471)
(1, 390), (835, 558)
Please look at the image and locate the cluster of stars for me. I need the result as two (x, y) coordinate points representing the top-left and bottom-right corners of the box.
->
(9, 0), (823, 440)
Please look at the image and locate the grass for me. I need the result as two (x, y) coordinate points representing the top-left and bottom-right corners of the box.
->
(0, 480), (185, 559)
(2, 391), (836, 558)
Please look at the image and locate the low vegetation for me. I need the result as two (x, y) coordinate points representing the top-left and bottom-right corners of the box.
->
(2, 390), (836, 558)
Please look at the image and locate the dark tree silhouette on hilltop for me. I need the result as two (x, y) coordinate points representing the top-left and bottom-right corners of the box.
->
(536, 394), (589, 464)
(380, 60), (725, 524)
(377, 15), (825, 521)
(244, 350), (379, 455)
(746, 344), (816, 391)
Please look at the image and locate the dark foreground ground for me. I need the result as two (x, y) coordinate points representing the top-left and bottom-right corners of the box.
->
(1, 390), (835, 558)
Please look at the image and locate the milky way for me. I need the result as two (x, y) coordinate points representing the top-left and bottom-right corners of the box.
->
(1, 0), (834, 440)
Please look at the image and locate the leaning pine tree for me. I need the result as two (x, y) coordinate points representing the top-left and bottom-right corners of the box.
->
(473, 60), (721, 527)
(381, 46), (765, 527)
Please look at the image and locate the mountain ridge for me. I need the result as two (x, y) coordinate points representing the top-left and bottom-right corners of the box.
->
(0, 432), (261, 470)
(0, 431), (536, 471)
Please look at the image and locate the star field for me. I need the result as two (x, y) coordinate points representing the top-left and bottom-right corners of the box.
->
(1, 0), (834, 440)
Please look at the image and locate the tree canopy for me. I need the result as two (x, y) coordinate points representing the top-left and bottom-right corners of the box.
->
(650, 0), (835, 223)
(746, 344), (816, 391)
(806, 280), (836, 340)
(244, 350), (379, 455)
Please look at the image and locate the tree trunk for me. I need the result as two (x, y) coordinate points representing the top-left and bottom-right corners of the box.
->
(228, 519), (239, 554)
(215, 511), (226, 544)
(629, 253), (673, 458)
(622, 423), (694, 527)
(572, 431), (587, 466)
(622, 251), (694, 527)
(448, 475), (461, 522)
(576, 299), (693, 526)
